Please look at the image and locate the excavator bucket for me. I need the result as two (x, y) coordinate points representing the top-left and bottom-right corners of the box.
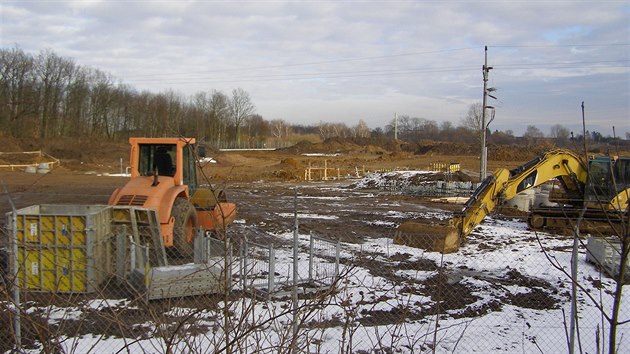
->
(394, 219), (461, 254)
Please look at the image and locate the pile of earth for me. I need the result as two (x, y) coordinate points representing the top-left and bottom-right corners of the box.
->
(410, 141), (548, 161)
(0, 136), (130, 172)
(281, 138), (553, 164)
(281, 137), (389, 155)
(271, 158), (305, 180)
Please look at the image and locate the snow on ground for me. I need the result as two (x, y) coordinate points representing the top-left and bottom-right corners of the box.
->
(6, 172), (628, 353)
(13, 217), (626, 354)
(302, 153), (341, 157)
(352, 170), (436, 190)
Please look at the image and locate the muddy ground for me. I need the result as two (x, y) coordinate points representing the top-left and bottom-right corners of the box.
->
(0, 144), (593, 351)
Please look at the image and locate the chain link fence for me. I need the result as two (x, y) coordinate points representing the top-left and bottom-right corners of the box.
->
(1, 195), (628, 353)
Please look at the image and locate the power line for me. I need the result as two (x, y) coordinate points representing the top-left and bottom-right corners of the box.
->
(124, 46), (482, 79)
(489, 43), (630, 48)
(129, 65), (480, 84)
(125, 59), (629, 85)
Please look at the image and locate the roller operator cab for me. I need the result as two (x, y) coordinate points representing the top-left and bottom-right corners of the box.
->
(108, 137), (236, 258)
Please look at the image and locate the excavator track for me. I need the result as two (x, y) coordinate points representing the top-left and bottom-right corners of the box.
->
(528, 207), (626, 236)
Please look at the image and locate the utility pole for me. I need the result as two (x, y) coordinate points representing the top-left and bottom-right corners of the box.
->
(480, 46), (494, 181)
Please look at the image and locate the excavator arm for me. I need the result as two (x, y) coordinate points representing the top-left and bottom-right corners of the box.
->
(452, 149), (589, 239)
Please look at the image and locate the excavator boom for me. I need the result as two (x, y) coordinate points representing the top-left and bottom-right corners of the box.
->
(453, 149), (588, 238)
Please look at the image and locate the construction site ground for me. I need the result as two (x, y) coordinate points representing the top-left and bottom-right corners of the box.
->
(0, 140), (548, 289)
(0, 139), (535, 233)
(1, 139), (627, 352)
(0, 139), (606, 276)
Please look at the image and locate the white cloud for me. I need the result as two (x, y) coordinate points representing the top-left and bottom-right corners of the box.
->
(1, 0), (628, 136)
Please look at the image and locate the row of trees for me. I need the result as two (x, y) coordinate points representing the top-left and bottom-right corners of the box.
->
(1, 46), (624, 149)
(0, 47), (262, 145)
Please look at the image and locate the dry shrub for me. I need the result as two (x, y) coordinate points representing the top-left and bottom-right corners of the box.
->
(0, 132), (22, 152)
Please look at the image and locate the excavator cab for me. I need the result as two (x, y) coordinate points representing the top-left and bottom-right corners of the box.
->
(585, 156), (630, 210)
(585, 157), (613, 203)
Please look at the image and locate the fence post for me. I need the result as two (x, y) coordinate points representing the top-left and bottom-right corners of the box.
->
(193, 228), (205, 264)
(129, 236), (136, 271)
(4, 180), (21, 351)
(335, 240), (340, 278)
(144, 244), (150, 299)
(116, 226), (128, 281)
(268, 245), (275, 293)
(242, 242), (248, 290)
(227, 239), (232, 291)
(309, 233), (314, 282)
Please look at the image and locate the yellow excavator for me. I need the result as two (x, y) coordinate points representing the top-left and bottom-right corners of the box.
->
(397, 149), (630, 253)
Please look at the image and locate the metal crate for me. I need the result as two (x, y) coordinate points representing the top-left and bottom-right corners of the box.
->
(6, 204), (113, 293)
(586, 236), (630, 284)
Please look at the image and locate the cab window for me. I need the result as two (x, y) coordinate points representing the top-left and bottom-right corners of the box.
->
(139, 144), (176, 176)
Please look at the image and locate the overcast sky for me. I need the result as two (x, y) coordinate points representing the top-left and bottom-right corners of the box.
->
(2, 1), (628, 137)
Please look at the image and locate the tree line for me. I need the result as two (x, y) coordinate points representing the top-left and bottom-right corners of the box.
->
(1, 46), (625, 149)
(0, 47), (258, 145)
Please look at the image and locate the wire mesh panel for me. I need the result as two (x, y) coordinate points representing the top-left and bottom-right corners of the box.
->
(240, 240), (276, 293)
(308, 234), (340, 285)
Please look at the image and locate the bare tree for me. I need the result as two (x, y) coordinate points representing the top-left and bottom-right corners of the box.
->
(270, 119), (290, 139)
(440, 120), (455, 139)
(209, 90), (230, 146)
(523, 124), (544, 146)
(0, 47), (37, 137)
(62, 65), (90, 137)
(460, 102), (483, 132)
(229, 88), (255, 145)
(191, 92), (208, 140)
(35, 49), (75, 139)
(550, 124), (570, 147)
(319, 122), (351, 139)
(245, 114), (267, 147)
(88, 69), (115, 137)
(353, 119), (370, 138)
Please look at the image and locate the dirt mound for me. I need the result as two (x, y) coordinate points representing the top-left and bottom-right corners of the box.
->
(411, 141), (544, 161)
(488, 144), (548, 161)
(42, 139), (129, 161)
(413, 141), (477, 156)
(280, 138), (593, 169)
(213, 153), (265, 167)
(281, 138), (387, 155)
(271, 158), (304, 179)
